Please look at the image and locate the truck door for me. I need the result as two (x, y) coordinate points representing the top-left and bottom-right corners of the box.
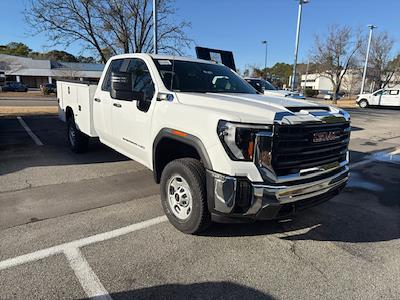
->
(370, 90), (382, 105)
(381, 89), (400, 106)
(111, 58), (156, 167)
(93, 59), (124, 142)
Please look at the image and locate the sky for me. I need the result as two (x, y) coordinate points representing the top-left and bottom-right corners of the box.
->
(1, 0), (400, 70)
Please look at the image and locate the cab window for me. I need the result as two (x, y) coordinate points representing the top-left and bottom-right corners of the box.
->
(101, 59), (155, 105)
(126, 59), (155, 102)
(102, 59), (124, 91)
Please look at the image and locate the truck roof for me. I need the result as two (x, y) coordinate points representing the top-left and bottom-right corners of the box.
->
(109, 53), (218, 65)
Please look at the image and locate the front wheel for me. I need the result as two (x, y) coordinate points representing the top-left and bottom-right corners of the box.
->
(67, 117), (89, 153)
(160, 158), (212, 234)
(358, 99), (369, 108)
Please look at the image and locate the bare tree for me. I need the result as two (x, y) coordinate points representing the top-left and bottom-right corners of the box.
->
(382, 54), (400, 88)
(311, 25), (362, 102)
(25, 0), (192, 63)
(359, 31), (396, 90)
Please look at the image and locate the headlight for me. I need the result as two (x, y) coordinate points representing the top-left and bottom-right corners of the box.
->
(338, 109), (351, 121)
(217, 120), (272, 161)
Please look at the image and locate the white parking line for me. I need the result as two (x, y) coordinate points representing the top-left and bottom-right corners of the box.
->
(65, 247), (112, 300)
(0, 215), (167, 271)
(17, 116), (44, 146)
(0, 215), (167, 299)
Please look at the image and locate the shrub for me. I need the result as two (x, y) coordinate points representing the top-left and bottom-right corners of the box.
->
(304, 88), (318, 97)
(42, 87), (51, 95)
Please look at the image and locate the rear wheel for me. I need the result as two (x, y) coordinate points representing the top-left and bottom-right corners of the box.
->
(358, 99), (369, 108)
(160, 158), (211, 234)
(67, 116), (89, 153)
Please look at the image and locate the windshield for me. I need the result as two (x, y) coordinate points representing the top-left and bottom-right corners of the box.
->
(154, 59), (256, 94)
(261, 79), (277, 91)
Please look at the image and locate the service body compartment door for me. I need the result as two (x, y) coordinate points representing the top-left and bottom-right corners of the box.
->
(75, 84), (98, 137)
(58, 81), (98, 137)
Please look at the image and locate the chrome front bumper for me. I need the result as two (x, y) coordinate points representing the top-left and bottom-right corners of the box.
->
(206, 165), (349, 220)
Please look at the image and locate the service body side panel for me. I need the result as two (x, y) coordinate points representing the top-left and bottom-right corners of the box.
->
(57, 81), (98, 137)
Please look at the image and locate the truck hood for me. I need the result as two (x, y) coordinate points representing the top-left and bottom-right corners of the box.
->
(265, 90), (306, 99)
(175, 92), (337, 124)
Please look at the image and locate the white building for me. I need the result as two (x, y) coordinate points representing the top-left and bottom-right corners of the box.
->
(300, 69), (400, 95)
(300, 73), (333, 93)
(0, 54), (104, 88)
(300, 70), (363, 96)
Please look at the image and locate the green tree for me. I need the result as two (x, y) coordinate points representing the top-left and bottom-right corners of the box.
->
(42, 50), (78, 62)
(0, 42), (32, 57)
(249, 63), (293, 88)
(269, 63), (292, 86)
(76, 55), (97, 63)
(30, 50), (78, 62)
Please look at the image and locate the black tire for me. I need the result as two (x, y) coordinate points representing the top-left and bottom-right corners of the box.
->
(358, 99), (369, 108)
(67, 116), (89, 153)
(160, 158), (212, 234)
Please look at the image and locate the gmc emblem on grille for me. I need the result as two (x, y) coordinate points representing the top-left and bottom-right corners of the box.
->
(312, 131), (340, 143)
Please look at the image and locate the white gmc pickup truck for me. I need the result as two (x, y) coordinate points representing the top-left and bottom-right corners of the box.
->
(58, 53), (351, 234)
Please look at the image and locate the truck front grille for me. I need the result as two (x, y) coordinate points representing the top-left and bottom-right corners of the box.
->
(272, 122), (350, 177)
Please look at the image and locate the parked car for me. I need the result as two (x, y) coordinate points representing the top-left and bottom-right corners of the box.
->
(2, 81), (28, 92)
(58, 53), (350, 234)
(40, 83), (57, 94)
(356, 89), (400, 108)
(323, 91), (345, 100)
(244, 78), (306, 99)
(0, 71), (5, 91)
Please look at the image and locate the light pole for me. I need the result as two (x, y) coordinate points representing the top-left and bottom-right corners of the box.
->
(360, 24), (377, 94)
(262, 40), (268, 72)
(291, 0), (309, 91)
(153, 0), (158, 54)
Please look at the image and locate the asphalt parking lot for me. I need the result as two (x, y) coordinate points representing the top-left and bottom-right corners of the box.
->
(0, 108), (399, 299)
(0, 93), (57, 107)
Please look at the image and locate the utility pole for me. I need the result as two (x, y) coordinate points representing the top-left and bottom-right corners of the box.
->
(360, 24), (377, 94)
(153, 0), (158, 54)
(291, 0), (309, 91)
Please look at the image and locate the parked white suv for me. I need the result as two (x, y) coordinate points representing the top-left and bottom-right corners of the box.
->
(58, 53), (350, 234)
(356, 89), (400, 108)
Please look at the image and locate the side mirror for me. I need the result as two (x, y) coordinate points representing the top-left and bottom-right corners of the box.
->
(111, 72), (144, 101)
(254, 83), (264, 93)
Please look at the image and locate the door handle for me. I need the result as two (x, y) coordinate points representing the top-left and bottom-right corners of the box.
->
(113, 103), (122, 108)
(94, 98), (101, 102)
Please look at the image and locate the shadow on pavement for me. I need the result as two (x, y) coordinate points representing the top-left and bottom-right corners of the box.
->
(82, 282), (274, 300)
(202, 158), (400, 244)
(203, 190), (399, 243)
(350, 126), (363, 132)
(0, 115), (129, 176)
